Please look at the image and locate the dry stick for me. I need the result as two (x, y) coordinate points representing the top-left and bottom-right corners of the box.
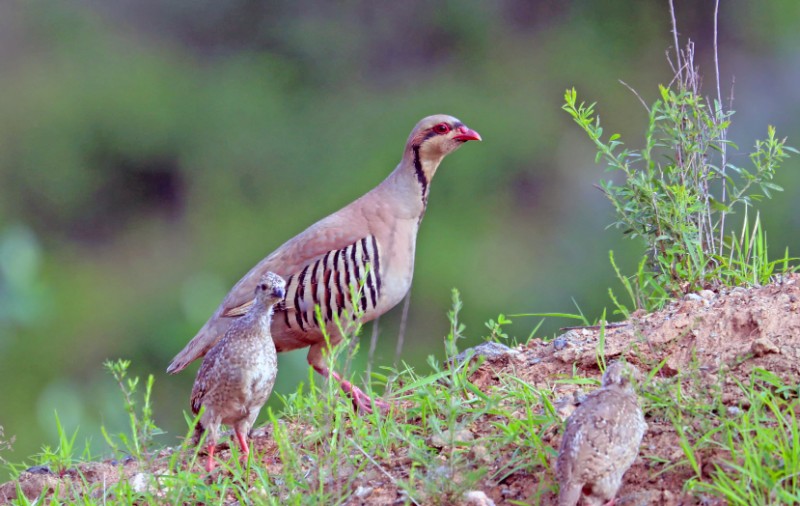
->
(713, 0), (729, 255)
(366, 315), (380, 379)
(669, 0), (681, 82)
(394, 290), (412, 369)
(348, 436), (422, 506)
(560, 323), (628, 332)
(619, 80), (650, 113)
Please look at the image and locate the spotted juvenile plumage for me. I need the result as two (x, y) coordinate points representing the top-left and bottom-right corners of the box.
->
(190, 272), (285, 472)
(556, 361), (647, 506)
(169, 114), (481, 413)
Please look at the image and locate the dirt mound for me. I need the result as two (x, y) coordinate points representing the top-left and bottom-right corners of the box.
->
(3, 274), (799, 505)
(468, 273), (800, 505)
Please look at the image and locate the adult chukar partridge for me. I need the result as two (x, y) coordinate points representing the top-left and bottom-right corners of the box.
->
(556, 361), (647, 506)
(190, 272), (285, 472)
(169, 114), (481, 413)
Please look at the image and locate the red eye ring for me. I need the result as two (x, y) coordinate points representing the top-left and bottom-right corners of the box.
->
(433, 123), (451, 134)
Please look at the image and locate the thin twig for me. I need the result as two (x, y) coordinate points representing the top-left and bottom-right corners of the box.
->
(713, 0), (723, 113)
(394, 290), (412, 369)
(669, 0), (682, 82)
(714, 0), (729, 254)
(366, 316), (380, 379)
(619, 80), (650, 113)
(559, 322), (628, 332)
(347, 436), (422, 506)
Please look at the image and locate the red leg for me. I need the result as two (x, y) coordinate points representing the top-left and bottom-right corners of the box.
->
(313, 365), (390, 414)
(235, 429), (250, 457)
(206, 443), (216, 472)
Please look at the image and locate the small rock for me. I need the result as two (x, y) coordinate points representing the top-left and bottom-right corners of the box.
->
(249, 486), (269, 499)
(24, 465), (51, 475)
(432, 465), (452, 479)
(429, 428), (474, 448)
(453, 342), (517, 365)
(129, 473), (153, 494)
(463, 490), (496, 506)
(751, 338), (779, 357)
(698, 289), (716, 300)
(354, 485), (373, 499)
(553, 336), (568, 351)
(684, 293), (703, 302)
(471, 445), (492, 464)
(726, 406), (743, 417)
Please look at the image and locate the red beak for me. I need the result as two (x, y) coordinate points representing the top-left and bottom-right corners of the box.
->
(453, 125), (482, 142)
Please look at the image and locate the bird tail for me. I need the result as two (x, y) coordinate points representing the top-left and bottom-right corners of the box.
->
(557, 484), (582, 506)
(167, 318), (225, 374)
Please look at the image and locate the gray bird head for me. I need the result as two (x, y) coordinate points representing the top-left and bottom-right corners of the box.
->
(407, 114), (482, 159)
(255, 271), (286, 305)
(601, 360), (641, 390)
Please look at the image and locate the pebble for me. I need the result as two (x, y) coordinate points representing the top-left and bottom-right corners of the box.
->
(453, 342), (517, 365)
(354, 485), (373, 499)
(698, 289), (716, 300)
(463, 491), (496, 506)
(429, 428), (474, 448)
(471, 444), (492, 464)
(24, 465), (51, 475)
(726, 406), (743, 417)
(751, 338), (779, 357)
(129, 472), (153, 494)
(553, 336), (568, 351)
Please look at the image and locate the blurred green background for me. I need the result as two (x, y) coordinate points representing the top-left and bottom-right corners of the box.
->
(1, 0), (799, 479)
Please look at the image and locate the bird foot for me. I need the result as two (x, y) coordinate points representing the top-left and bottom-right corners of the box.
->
(314, 365), (390, 415)
(235, 429), (250, 456)
(342, 381), (391, 415)
(205, 444), (216, 472)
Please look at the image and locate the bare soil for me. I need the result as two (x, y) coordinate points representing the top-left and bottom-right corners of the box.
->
(3, 274), (800, 505)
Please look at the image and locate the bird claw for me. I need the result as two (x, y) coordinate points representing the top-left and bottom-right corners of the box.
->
(313, 365), (390, 414)
(345, 383), (390, 415)
(205, 444), (217, 472)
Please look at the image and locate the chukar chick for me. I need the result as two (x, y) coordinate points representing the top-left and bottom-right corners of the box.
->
(190, 272), (285, 472)
(169, 115), (481, 414)
(556, 361), (647, 506)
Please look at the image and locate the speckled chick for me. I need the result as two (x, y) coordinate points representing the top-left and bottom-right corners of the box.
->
(190, 272), (286, 472)
(556, 361), (647, 506)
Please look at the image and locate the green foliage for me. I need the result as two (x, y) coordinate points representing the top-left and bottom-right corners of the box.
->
(101, 359), (163, 460)
(484, 313), (515, 343)
(0, 426), (13, 466)
(34, 411), (86, 474)
(131, 290), (557, 505)
(607, 250), (669, 318)
(563, 54), (797, 306)
(685, 369), (800, 504)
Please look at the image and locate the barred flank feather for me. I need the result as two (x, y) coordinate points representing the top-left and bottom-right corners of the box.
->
(282, 235), (382, 331)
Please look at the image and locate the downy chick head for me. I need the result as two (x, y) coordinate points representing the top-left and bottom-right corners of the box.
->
(255, 271), (286, 306)
(601, 360), (641, 392)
